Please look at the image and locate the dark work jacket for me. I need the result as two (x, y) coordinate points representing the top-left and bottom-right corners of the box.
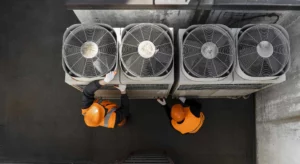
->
(82, 80), (129, 124)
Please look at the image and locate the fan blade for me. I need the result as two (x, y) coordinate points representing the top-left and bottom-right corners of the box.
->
(93, 58), (108, 75)
(130, 26), (143, 42)
(99, 44), (117, 56)
(128, 56), (143, 76)
(140, 59), (153, 76)
(140, 25), (152, 40)
(84, 59), (98, 77)
(149, 56), (165, 75)
(203, 26), (215, 42)
(92, 28), (107, 43)
(83, 25), (95, 41)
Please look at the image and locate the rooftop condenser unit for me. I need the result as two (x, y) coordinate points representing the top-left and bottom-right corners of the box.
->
(172, 24), (236, 97)
(230, 24), (291, 96)
(62, 23), (121, 99)
(119, 23), (174, 98)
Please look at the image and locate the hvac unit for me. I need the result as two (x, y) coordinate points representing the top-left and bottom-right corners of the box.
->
(230, 24), (291, 95)
(119, 23), (174, 98)
(62, 23), (121, 99)
(173, 24), (236, 97)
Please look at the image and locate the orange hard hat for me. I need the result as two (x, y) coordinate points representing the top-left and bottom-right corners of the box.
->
(83, 104), (105, 127)
(171, 104), (185, 122)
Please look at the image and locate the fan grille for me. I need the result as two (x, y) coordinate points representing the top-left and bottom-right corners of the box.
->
(63, 24), (117, 77)
(238, 24), (290, 77)
(121, 24), (173, 77)
(182, 25), (235, 78)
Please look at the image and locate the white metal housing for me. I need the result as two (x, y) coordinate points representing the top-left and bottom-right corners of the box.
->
(172, 25), (289, 98)
(63, 24), (121, 99)
(172, 26), (235, 98)
(229, 25), (289, 96)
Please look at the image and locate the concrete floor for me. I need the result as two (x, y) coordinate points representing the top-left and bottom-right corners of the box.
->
(0, 1), (255, 164)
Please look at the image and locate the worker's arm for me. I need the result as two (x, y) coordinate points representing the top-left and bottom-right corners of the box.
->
(82, 80), (103, 109)
(114, 85), (130, 124)
(163, 104), (172, 120)
(157, 99), (172, 120)
(115, 94), (130, 124)
(82, 71), (116, 109)
(181, 98), (202, 117)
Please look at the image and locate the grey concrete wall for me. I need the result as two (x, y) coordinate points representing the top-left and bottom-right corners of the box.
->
(255, 11), (300, 164)
(73, 10), (195, 29)
(206, 10), (287, 27)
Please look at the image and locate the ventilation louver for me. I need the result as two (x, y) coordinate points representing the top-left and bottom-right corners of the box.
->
(63, 24), (117, 78)
(238, 24), (290, 77)
(182, 24), (235, 78)
(120, 23), (174, 77)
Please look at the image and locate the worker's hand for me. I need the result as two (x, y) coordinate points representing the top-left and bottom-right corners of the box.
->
(115, 84), (126, 94)
(179, 97), (186, 103)
(104, 71), (117, 83)
(157, 98), (166, 106)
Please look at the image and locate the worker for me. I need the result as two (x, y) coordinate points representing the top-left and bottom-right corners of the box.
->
(81, 71), (129, 128)
(157, 97), (205, 134)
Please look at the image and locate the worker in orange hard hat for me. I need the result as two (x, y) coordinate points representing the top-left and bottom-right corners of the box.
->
(81, 71), (129, 128)
(157, 97), (205, 134)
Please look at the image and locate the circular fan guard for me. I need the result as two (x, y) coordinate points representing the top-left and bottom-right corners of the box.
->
(120, 23), (174, 77)
(63, 24), (117, 78)
(238, 24), (290, 77)
(182, 25), (235, 78)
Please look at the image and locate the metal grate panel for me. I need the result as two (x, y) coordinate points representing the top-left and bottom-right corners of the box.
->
(127, 84), (169, 90)
(178, 84), (269, 90)
(122, 154), (172, 164)
(76, 85), (117, 91)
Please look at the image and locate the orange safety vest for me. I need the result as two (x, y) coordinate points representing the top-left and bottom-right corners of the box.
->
(82, 100), (118, 128)
(171, 107), (205, 134)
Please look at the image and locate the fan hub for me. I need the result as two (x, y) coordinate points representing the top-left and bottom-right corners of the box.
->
(201, 42), (218, 59)
(257, 41), (273, 58)
(81, 41), (99, 58)
(138, 41), (156, 58)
